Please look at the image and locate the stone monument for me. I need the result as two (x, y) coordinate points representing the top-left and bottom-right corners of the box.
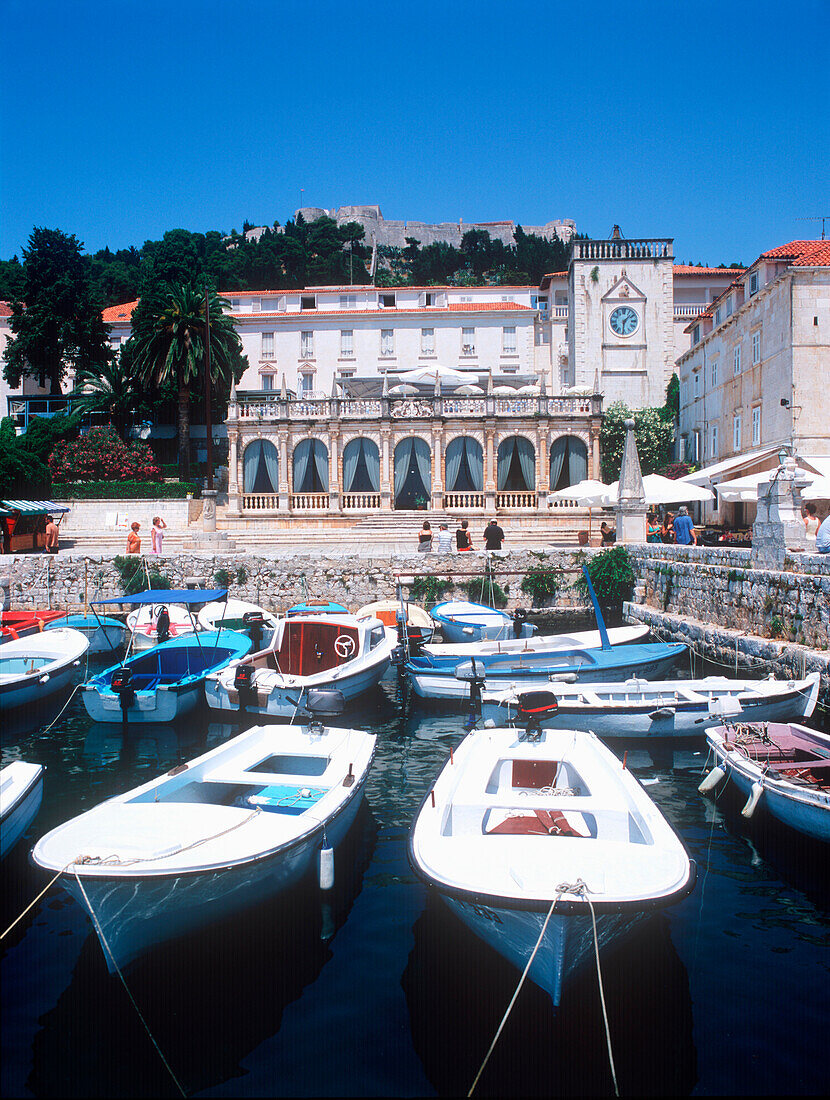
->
(614, 418), (647, 544)
(751, 454), (808, 568)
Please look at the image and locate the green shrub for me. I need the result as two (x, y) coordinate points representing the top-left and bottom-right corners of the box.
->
(520, 568), (560, 606)
(461, 576), (508, 608)
(236, 566), (248, 585)
(49, 425), (160, 483)
(214, 568), (231, 588)
(409, 575), (453, 608)
(51, 481), (200, 499)
(113, 555), (172, 596)
(573, 546), (635, 608)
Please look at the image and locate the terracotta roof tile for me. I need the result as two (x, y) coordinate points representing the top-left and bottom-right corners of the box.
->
(672, 265), (745, 276)
(759, 239), (830, 266)
(102, 300), (139, 324)
(0, 301), (12, 319)
(230, 301), (533, 319)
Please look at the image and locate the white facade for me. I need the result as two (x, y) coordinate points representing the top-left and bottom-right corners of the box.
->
(0, 302), (52, 427)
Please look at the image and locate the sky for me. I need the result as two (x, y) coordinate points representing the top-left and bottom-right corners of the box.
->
(1, 0), (829, 267)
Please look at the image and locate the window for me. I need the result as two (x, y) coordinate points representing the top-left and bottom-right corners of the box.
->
(229, 298), (241, 311)
(752, 406), (761, 445)
(461, 327), (476, 354)
(502, 326), (517, 354)
(379, 293), (396, 309)
(261, 373), (275, 391)
(715, 307), (722, 325)
(340, 330), (354, 357)
(733, 413), (742, 451)
(711, 360), (718, 386)
(531, 295), (549, 314)
(459, 295), (472, 303)
(710, 424), (718, 457)
(110, 336), (121, 348)
(733, 345), (741, 375)
(692, 325), (700, 344)
(694, 371), (700, 397)
(535, 327), (551, 346)
(420, 328), (435, 355)
(752, 332), (761, 364)
(339, 294), (356, 309)
(250, 297), (261, 313)
(380, 329), (394, 356)
(261, 332), (274, 359)
(301, 295), (316, 310)
(262, 298), (280, 311)
(299, 371), (314, 396)
(726, 297), (733, 318)
(423, 292), (435, 306)
(749, 271), (759, 296)
(501, 295), (515, 303)
(300, 331), (314, 358)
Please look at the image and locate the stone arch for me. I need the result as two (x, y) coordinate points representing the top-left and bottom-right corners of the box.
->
(342, 436), (380, 494)
(393, 435), (432, 509)
(497, 435), (536, 492)
(549, 434), (589, 491)
(292, 438), (329, 493)
(445, 435), (484, 492)
(243, 438), (279, 494)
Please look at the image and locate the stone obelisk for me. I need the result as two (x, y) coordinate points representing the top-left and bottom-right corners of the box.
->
(615, 418), (646, 543)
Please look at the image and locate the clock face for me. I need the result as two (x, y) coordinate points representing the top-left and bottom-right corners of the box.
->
(609, 305), (639, 336)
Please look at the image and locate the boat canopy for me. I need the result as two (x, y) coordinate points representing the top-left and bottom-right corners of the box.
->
(93, 588), (228, 606)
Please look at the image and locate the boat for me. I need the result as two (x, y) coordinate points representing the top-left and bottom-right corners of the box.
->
(430, 600), (536, 643)
(32, 690), (376, 971)
(701, 721), (830, 841)
(125, 601), (200, 651)
(197, 598), (280, 649)
(82, 631), (253, 724)
(1, 610), (66, 642)
(356, 599), (435, 645)
(0, 627), (90, 711)
(1, 761), (44, 859)
(287, 600), (349, 617)
(405, 642), (687, 701)
(45, 612), (127, 655)
(408, 702), (695, 1006)
(480, 672), (822, 738)
(418, 623), (650, 661)
(205, 611), (396, 718)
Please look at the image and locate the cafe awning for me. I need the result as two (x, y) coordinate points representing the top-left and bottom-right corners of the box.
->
(0, 500), (71, 517)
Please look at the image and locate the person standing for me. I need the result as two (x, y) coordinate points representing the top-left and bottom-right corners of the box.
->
(673, 506), (697, 545)
(436, 523), (453, 552)
(456, 519), (473, 551)
(43, 515), (59, 554)
(816, 513), (830, 554)
(151, 515), (167, 555)
(126, 522), (141, 555)
(483, 519), (505, 550)
(417, 521), (432, 552)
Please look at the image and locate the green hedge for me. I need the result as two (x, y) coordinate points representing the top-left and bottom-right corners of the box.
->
(51, 481), (201, 500)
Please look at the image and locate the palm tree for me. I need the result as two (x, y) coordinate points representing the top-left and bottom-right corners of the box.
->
(128, 283), (244, 480)
(71, 351), (144, 440)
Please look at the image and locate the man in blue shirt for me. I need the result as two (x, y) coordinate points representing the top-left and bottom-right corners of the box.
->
(673, 506), (696, 545)
(816, 514), (830, 553)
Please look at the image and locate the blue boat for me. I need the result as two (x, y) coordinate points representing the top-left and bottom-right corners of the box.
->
(46, 612), (127, 655)
(82, 631), (252, 723)
(430, 600), (536, 643)
(287, 601), (349, 617)
(405, 641), (687, 700)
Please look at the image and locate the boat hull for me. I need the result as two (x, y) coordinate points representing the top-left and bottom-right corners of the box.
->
(47, 614), (126, 656)
(81, 680), (203, 724)
(0, 765), (44, 859)
(54, 769), (369, 972)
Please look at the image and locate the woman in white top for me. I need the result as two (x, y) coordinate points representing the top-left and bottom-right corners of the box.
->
(151, 515), (167, 555)
(803, 503), (820, 540)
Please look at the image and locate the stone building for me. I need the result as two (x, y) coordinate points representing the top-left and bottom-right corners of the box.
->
(677, 238), (830, 519)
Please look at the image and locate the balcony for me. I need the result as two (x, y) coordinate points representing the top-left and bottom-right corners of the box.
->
(573, 238), (673, 261)
(673, 304), (706, 320)
(290, 493), (330, 510)
(496, 491), (537, 509)
(443, 491), (485, 510)
(242, 493), (279, 511)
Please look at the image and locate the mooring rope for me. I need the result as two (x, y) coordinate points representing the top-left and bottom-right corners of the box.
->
(72, 870), (187, 1098)
(0, 861), (75, 941)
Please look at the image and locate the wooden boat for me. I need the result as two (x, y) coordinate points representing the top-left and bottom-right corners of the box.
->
(82, 631), (252, 724)
(1, 762), (44, 859)
(32, 691), (376, 971)
(480, 673), (821, 738)
(701, 721), (830, 841)
(430, 600), (536, 643)
(45, 612), (127, 655)
(409, 714), (695, 1006)
(197, 599), (280, 648)
(0, 627), (90, 711)
(1, 610), (66, 643)
(405, 642), (687, 701)
(205, 611), (396, 718)
(356, 599), (435, 645)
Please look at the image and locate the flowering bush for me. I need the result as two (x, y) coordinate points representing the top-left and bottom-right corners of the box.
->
(49, 426), (161, 483)
(657, 462), (693, 480)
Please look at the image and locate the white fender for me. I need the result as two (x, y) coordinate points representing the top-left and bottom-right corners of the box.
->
(318, 844), (335, 890)
(741, 780), (764, 818)
(698, 765), (726, 794)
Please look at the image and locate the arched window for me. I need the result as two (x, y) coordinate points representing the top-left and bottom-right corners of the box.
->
(393, 437), (431, 509)
(497, 436), (535, 492)
(549, 435), (588, 491)
(342, 438), (380, 493)
(293, 439), (329, 493)
(445, 437), (483, 492)
(243, 439), (279, 493)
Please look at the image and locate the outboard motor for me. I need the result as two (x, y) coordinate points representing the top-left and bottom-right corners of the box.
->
(516, 690), (559, 742)
(155, 605), (171, 643)
(454, 658), (487, 730)
(233, 662), (257, 710)
(242, 610), (267, 652)
(111, 665), (136, 720)
(304, 689), (345, 736)
(512, 607), (528, 638)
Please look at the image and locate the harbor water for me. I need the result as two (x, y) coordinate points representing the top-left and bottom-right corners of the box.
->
(2, 653), (829, 1097)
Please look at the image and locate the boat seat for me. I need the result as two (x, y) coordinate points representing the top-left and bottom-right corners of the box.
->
(486, 808), (591, 838)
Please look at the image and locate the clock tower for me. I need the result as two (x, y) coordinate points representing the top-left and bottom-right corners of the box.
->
(568, 228), (675, 409)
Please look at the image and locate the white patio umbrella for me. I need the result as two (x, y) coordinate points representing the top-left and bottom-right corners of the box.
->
(601, 474), (714, 506)
(388, 383), (419, 396)
(548, 478), (613, 541)
(516, 384), (541, 395)
(398, 365), (471, 387)
(454, 383), (485, 395)
(492, 385), (518, 395)
(802, 476), (830, 500)
(716, 467), (816, 503)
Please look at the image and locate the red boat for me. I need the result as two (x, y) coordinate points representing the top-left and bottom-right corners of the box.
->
(0, 610), (67, 642)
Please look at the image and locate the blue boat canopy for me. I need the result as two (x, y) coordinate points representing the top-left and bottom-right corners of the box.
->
(92, 588), (228, 606)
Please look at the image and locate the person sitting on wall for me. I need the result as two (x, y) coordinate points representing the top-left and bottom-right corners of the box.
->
(436, 523), (453, 552)
(673, 506), (697, 546)
(417, 521), (432, 552)
(456, 519), (473, 551)
(483, 519), (505, 550)
(816, 513), (830, 554)
(600, 521), (616, 546)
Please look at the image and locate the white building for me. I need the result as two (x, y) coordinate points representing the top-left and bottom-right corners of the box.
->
(677, 239), (830, 518)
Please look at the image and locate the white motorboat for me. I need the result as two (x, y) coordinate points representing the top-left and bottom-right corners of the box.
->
(409, 716), (695, 1006)
(480, 673), (821, 739)
(206, 611), (396, 718)
(126, 602), (199, 651)
(1, 762), (44, 858)
(0, 627), (90, 711)
(430, 600), (536, 643)
(46, 612), (127, 655)
(32, 691), (376, 971)
(356, 600), (435, 645)
(701, 721), (830, 842)
(197, 599), (281, 648)
(420, 623), (649, 660)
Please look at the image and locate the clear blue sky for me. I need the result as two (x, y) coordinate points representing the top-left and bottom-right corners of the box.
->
(2, 0), (828, 267)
